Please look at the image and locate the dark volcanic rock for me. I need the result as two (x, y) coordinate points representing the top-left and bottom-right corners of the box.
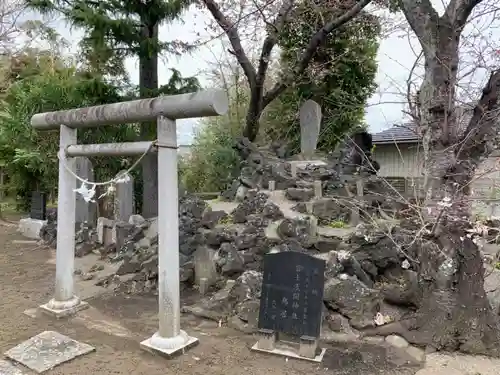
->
(324, 276), (381, 329)
(285, 187), (314, 202)
(231, 192), (269, 223)
(201, 208), (228, 229)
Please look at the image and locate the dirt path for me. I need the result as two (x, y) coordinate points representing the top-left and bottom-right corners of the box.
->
(0, 223), (494, 375)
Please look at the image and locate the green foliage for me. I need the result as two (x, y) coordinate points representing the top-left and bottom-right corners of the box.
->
(262, 2), (380, 152)
(25, 0), (201, 214)
(327, 220), (347, 228)
(179, 118), (241, 193)
(25, 0), (194, 86)
(0, 50), (134, 210)
(218, 215), (234, 225)
(179, 86), (248, 193)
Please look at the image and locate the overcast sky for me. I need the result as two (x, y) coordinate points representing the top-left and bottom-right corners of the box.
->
(41, 0), (497, 145)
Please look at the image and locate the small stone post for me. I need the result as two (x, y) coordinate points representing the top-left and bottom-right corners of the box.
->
(313, 180), (322, 198)
(350, 178), (364, 225)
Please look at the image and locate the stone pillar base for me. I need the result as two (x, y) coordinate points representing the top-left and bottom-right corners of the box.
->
(39, 296), (88, 318)
(140, 331), (199, 359)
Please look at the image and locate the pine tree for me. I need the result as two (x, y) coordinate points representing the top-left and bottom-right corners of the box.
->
(25, 0), (196, 217)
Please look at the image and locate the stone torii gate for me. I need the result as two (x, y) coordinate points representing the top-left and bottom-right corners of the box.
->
(30, 90), (228, 357)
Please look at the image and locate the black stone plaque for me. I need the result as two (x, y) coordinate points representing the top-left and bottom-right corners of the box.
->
(30, 191), (47, 220)
(258, 251), (326, 338)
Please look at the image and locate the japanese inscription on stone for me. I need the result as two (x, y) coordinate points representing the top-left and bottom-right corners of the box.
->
(258, 251), (325, 338)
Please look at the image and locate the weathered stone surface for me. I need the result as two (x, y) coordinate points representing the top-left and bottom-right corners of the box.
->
(351, 226), (406, 279)
(218, 243), (245, 277)
(309, 198), (352, 223)
(201, 208), (228, 229)
(229, 270), (263, 304)
(114, 170), (134, 222)
(385, 334), (410, 349)
(299, 99), (322, 158)
(285, 187), (314, 202)
(116, 256), (141, 275)
(380, 269), (420, 307)
(129, 214), (146, 226)
(315, 236), (342, 252)
(193, 246), (218, 286)
(231, 192), (268, 223)
(277, 217), (313, 246)
(181, 280), (237, 322)
(405, 345), (425, 362)
(261, 202), (284, 220)
(4, 331), (95, 373)
(324, 276), (381, 329)
(236, 299), (260, 326)
(0, 359), (27, 375)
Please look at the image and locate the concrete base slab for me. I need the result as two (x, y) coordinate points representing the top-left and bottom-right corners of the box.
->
(0, 360), (28, 375)
(251, 342), (326, 363)
(4, 331), (95, 373)
(140, 332), (199, 359)
(39, 300), (89, 318)
(17, 218), (46, 240)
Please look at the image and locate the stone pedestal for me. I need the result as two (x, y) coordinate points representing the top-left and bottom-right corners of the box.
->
(256, 329), (276, 351)
(251, 329), (326, 363)
(299, 335), (318, 359)
(39, 296), (89, 318)
(140, 331), (198, 359)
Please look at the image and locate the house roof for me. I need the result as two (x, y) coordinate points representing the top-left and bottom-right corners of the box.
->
(372, 124), (420, 144)
(372, 103), (477, 145)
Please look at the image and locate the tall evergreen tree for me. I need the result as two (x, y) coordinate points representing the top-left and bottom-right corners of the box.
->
(25, 0), (196, 217)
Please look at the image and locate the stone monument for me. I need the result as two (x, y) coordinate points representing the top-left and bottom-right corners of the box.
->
(251, 251), (326, 362)
(289, 100), (327, 177)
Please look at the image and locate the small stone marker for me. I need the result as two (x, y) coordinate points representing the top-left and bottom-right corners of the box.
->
(114, 170), (134, 222)
(75, 157), (97, 226)
(30, 191), (47, 220)
(4, 331), (95, 373)
(193, 246), (218, 288)
(299, 99), (322, 159)
(251, 251), (326, 362)
(0, 359), (27, 375)
(96, 217), (114, 246)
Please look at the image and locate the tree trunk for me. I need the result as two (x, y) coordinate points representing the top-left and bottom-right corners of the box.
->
(413, 23), (500, 354)
(139, 22), (159, 219)
(413, 193), (500, 354)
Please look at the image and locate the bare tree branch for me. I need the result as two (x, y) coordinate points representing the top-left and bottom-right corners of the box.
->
(446, 0), (485, 28)
(202, 0), (258, 90)
(256, 0), (293, 90)
(396, 0), (439, 53)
